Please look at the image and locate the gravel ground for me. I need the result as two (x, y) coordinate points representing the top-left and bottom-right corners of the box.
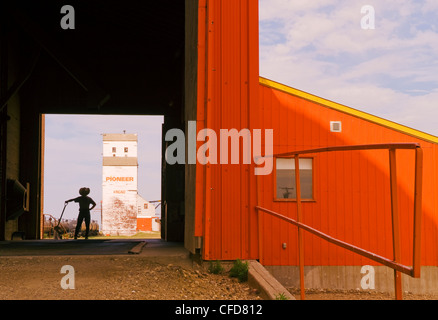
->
(0, 256), (262, 300)
(288, 288), (438, 300)
(2, 255), (436, 301)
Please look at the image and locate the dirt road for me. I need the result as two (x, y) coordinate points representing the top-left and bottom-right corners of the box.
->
(0, 256), (262, 300)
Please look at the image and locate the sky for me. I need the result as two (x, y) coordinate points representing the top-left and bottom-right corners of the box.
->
(44, 0), (438, 225)
(259, 0), (438, 135)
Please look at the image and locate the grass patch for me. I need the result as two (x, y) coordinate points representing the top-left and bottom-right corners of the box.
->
(275, 292), (289, 300)
(208, 260), (224, 274)
(229, 259), (249, 282)
(90, 231), (161, 240)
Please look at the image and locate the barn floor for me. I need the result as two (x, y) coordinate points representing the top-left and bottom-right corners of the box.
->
(0, 239), (141, 256)
(0, 239), (183, 257)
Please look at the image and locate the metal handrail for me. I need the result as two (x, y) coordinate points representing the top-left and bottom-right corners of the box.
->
(255, 143), (423, 300)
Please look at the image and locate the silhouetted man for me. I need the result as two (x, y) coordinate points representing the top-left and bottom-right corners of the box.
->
(66, 187), (96, 240)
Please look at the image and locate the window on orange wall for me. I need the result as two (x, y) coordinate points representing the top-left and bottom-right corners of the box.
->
(275, 157), (314, 201)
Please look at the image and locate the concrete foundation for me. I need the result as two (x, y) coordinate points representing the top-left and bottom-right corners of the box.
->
(265, 265), (438, 295)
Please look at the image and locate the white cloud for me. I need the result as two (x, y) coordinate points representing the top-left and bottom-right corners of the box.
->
(422, 0), (438, 13)
(259, 0), (438, 135)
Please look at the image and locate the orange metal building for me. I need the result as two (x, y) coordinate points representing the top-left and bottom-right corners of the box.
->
(192, 0), (438, 272)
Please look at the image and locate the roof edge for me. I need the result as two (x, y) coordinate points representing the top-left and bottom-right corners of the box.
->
(259, 77), (438, 145)
(103, 133), (138, 141)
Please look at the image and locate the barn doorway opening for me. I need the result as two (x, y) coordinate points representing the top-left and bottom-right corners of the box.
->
(1, 0), (196, 251)
(42, 114), (184, 242)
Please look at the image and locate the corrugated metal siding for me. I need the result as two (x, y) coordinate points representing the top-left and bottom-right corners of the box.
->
(196, 0), (259, 261)
(196, 0), (438, 267)
(257, 84), (438, 266)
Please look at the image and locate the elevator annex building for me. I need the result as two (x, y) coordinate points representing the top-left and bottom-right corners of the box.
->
(1, 0), (438, 295)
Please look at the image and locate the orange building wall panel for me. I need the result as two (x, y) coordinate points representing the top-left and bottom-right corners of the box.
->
(256, 83), (438, 267)
(195, 0), (438, 267)
(196, 0), (260, 261)
(137, 218), (152, 232)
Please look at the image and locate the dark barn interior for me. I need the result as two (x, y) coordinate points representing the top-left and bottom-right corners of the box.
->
(0, 0), (196, 245)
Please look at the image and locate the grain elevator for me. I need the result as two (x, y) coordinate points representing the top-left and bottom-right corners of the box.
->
(101, 133), (138, 236)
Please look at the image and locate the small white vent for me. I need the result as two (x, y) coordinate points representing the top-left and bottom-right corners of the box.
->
(330, 121), (342, 133)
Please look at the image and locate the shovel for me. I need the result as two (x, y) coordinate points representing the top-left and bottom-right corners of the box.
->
(54, 202), (68, 239)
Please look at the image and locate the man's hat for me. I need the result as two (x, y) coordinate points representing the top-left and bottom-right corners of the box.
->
(79, 187), (90, 196)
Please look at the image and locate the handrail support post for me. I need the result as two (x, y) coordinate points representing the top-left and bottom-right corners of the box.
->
(389, 148), (403, 300)
(295, 155), (305, 300)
